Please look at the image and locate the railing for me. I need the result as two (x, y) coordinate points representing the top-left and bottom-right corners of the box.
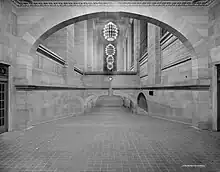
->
(84, 71), (138, 75)
(36, 44), (66, 66)
(74, 66), (84, 75)
(15, 84), (210, 91)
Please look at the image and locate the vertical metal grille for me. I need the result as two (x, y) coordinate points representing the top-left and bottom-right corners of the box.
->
(0, 82), (6, 130)
(0, 64), (8, 134)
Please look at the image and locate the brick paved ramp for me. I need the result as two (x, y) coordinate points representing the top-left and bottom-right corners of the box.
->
(0, 106), (220, 172)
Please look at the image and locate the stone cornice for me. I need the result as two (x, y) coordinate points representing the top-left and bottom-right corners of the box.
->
(11, 0), (215, 8)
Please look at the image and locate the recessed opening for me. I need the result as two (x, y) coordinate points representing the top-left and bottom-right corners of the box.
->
(137, 92), (148, 112)
(149, 91), (154, 96)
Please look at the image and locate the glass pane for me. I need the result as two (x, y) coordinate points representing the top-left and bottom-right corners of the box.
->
(2, 84), (5, 92)
(0, 84), (2, 92)
(0, 101), (4, 109)
(0, 118), (2, 126)
(0, 110), (1, 118)
(0, 93), (4, 100)
(2, 118), (4, 126)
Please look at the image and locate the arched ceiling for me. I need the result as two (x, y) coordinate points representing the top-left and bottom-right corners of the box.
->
(12, 0), (215, 7)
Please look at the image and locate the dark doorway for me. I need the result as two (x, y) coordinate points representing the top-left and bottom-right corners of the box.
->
(0, 64), (8, 134)
(137, 92), (148, 112)
(217, 65), (220, 131)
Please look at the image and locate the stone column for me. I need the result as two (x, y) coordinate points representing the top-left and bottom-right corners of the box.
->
(128, 25), (132, 71)
(147, 23), (161, 85)
(155, 26), (162, 84)
(84, 21), (88, 72)
(123, 43), (126, 71)
(66, 25), (75, 86)
(93, 28), (97, 71)
(122, 38), (126, 71)
(16, 52), (34, 84)
(108, 79), (113, 96)
(134, 19), (140, 73)
(117, 34), (124, 71)
(87, 19), (93, 72)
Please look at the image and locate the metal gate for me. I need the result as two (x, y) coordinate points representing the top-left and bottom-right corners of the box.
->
(0, 64), (8, 134)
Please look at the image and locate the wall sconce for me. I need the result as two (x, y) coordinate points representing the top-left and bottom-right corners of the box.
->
(108, 76), (113, 81)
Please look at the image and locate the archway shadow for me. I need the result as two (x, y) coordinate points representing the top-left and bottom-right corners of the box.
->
(137, 92), (148, 112)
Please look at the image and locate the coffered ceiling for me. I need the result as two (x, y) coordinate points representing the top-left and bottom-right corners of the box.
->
(12, 0), (215, 7)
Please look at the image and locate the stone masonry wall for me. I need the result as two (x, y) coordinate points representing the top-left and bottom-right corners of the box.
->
(139, 23), (212, 129)
(0, 1), (20, 132)
(161, 37), (192, 84)
(15, 22), (87, 131)
(14, 90), (84, 130)
(73, 21), (85, 70)
(209, 1), (220, 130)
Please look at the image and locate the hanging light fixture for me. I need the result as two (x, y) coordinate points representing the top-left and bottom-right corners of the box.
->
(106, 55), (114, 70)
(103, 22), (119, 41)
(105, 44), (116, 56)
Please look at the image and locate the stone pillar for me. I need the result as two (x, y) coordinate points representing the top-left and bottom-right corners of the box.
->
(134, 19), (140, 73)
(122, 38), (126, 71)
(147, 23), (161, 85)
(128, 25), (132, 71)
(84, 21), (88, 72)
(66, 25), (75, 86)
(87, 19), (93, 72)
(16, 52), (34, 84)
(155, 26), (161, 84)
(117, 33), (124, 71)
(123, 41), (126, 71)
(212, 65), (218, 131)
(93, 25), (97, 71)
(108, 79), (113, 96)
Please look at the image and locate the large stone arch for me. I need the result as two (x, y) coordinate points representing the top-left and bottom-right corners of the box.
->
(69, 95), (85, 114)
(113, 91), (138, 107)
(17, 6), (208, 80)
(84, 93), (112, 108)
(84, 94), (98, 107)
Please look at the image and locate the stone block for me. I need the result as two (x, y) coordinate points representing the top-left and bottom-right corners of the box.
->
(215, 35), (220, 47)
(198, 67), (211, 78)
(196, 91), (210, 102)
(210, 46), (220, 63)
(15, 109), (30, 130)
(198, 121), (210, 130)
(136, 107), (148, 116)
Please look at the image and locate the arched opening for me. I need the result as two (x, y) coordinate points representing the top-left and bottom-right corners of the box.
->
(31, 11), (195, 55)
(96, 95), (124, 107)
(25, 11), (198, 84)
(137, 92), (148, 112)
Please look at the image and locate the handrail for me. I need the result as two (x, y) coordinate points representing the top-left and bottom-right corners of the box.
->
(37, 44), (66, 66)
(84, 71), (138, 75)
(15, 84), (210, 91)
(74, 66), (84, 75)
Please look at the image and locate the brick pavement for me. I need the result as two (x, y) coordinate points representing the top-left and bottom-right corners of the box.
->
(0, 106), (220, 172)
